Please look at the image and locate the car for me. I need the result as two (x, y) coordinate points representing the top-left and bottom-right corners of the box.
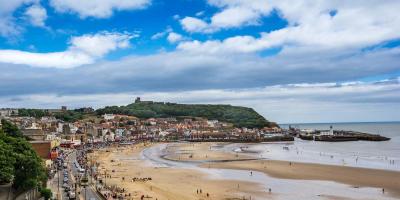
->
(62, 183), (69, 188)
(68, 191), (76, 200)
(64, 185), (71, 192)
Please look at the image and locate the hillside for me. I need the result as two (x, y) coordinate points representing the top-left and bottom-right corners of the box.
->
(96, 101), (277, 128)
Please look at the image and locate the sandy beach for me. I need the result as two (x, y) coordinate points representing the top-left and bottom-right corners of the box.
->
(92, 142), (400, 200)
(92, 143), (269, 200)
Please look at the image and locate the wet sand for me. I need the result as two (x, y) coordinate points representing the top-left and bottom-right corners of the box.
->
(163, 142), (400, 198)
(93, 142), (400, 199)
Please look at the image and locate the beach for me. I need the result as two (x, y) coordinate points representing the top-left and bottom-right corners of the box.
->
(92, 142), (400, 200)
(92, 143), (269, 200)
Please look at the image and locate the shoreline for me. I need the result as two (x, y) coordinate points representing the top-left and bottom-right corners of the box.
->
(93, 142), (400, 199)
(202, 159), (400, 198)
(163, 142), (400, 198)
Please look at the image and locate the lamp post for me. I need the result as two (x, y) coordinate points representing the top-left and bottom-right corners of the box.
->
(104, 170), (107, 187)
(57, 167), (60, 200)
(6, 178), (13, 200)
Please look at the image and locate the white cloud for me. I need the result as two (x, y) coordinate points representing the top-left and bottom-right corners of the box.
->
(177, 35), (272, 54)
(173, 14), (180, 20)
(151, 27), (172, 40)
(0, 0), (37, 37)
(69, 32), (134, 57)
(50, 0), (151, 18)
(179, 0), (400, 54)
(167, 32), (183, 43)
(180, 17), (210, 33)
(180, 1), (400, 52)
(211, 6), (264, 28)
(195, 11), (205, 17)
(151, 32), (166, 40)
(24, 4), (47, 27)
(151, 28), (185, 43)
(0, 31), (135, 68)
(181, 0), (271, 33)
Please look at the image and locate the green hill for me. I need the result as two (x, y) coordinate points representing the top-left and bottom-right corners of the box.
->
(96, 101), (277, 128)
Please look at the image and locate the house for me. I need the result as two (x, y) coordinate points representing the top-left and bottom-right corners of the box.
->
(29, 140), (59, 159)
(0, 108), (18, 117)
(21, 123), (45, 140)
(103, 114), (115, 120)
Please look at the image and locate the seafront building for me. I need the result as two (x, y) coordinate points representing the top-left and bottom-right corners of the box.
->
(1, 110), (284, 151)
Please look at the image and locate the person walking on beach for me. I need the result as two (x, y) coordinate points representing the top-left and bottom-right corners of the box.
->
(382, 188), (385, 194)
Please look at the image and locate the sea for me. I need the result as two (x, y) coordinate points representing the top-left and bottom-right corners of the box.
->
(250, 122), (400, 171)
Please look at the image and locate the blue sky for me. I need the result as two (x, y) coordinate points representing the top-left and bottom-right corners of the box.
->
(0, 0), (400, 123)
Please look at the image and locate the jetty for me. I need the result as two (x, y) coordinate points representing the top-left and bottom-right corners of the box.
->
(185, 135), (294, 143)
(298, 129), (390, 142)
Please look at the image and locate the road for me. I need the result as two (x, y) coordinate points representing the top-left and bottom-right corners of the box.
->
(49, 149), (102, 200)
(68, 149), (103, 200)
(48, 168), (63, 200)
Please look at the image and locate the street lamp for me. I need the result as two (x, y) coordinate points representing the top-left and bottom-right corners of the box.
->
(6, 177), (13, 200)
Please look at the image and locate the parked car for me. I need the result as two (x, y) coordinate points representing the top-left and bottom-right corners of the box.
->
(64, 185), (71, 192)
(68, 191), (76, 200)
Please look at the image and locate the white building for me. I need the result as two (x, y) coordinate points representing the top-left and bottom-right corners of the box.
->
(0, 108), (18, 117)
(103, 114), (115, 120)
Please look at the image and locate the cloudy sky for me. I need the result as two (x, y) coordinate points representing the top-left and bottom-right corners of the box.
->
(0, 0), (400, 123)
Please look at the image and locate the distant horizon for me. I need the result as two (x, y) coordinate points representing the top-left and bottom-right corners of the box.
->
(279, 121), (400, 125)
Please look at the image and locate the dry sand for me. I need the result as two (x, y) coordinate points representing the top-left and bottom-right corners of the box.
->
(92, 143), (268, 200)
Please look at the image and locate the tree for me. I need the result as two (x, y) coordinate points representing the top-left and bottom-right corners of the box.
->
(0, 137), (15, 184)
(18, 109), (47, 118)
(96, 101), (275, 128)
(8, 136), (47, 190)
(40, 188), (52, 200)
(1, 119), (22, 137)
(0, 121), (47, 190)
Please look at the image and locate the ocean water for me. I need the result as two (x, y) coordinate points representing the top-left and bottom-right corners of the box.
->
(228, 122), (400, 171)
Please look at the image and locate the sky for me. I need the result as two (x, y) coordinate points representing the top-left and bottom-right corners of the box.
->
(0, 0), (400, 124)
